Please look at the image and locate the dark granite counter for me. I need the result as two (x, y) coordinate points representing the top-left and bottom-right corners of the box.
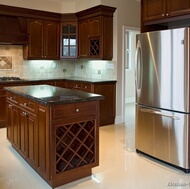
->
(0, 76), (116, 84)
(5, 85), (104, 105)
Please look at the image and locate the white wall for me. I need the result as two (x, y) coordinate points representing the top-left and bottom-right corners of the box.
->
(101, 0), (140, 123)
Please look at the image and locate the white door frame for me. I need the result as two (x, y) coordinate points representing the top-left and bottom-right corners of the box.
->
(122, 26), (140, 123)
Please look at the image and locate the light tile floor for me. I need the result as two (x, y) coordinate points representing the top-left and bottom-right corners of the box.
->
(0, 103), (190, 189)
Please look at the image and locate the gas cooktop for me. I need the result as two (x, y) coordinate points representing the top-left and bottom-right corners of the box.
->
(0, 77), (23, 81)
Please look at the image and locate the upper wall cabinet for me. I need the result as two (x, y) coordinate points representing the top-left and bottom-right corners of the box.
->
(76, 5), (116, 60)
(24, 19), (60, 60)
(142, 0), (190, 25)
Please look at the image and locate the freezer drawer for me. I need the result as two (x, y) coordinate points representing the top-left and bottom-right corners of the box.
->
(135, 104), (190, 170)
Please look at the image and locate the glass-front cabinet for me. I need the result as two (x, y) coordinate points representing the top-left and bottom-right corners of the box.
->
(60, 22), (78, 59)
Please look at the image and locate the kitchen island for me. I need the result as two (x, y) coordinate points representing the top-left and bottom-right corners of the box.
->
(5, 85), (104, 188)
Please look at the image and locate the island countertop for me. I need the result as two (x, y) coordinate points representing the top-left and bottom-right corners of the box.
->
(5, 85), (104, 105)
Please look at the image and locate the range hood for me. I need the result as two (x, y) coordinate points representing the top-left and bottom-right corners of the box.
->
(0, 15), (29, 45)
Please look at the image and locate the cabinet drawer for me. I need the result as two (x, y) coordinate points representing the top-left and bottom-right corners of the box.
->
(19, 96), (36, 113)
(81, 82), (92, 92)
(6, 92), (19, 104)
(51, 101), (98, 120)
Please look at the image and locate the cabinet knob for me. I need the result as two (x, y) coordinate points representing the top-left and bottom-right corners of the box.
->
(166, 13), (169, 16)
(162, 14), (165, 17)
(24, 103), (27, 106)
(75, 108), (80, 112)
(9, 97), (13, 100)
(8, 104), (12, 108)
(22, 112), (27, 116)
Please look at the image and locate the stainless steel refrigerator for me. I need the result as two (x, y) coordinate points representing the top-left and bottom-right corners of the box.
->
(135, 27), (190, 173)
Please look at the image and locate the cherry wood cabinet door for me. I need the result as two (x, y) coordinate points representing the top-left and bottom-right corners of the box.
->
(6, 102), (14, 143)
(28, 19), (44, 59)
(88, 17), (101, 36)
(27, 113), (37, 167)
(12, 105), (20, 150)
(143, 0), (166, 22)
(26, 19), (60, 60)
(78, 20), (89, 58)
(44, 20), (60, 59)
(20, 111), (28, 159)
(167, 0), (190, 17)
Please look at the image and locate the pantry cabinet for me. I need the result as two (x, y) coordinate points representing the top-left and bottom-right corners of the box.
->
(77, 5), (116, 60)
(24, 19), (60, 60)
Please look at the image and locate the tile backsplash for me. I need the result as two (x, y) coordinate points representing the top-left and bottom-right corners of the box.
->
(0, 45), (117, 80)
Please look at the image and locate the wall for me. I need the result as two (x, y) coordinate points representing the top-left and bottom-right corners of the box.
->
(101, 0), (140, 123)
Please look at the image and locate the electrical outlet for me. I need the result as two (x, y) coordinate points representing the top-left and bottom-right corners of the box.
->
(98, 70), (101, 74)
(63, 69), (67, 73)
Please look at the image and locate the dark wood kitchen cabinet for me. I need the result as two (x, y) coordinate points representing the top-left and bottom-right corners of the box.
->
(141, 0), (190, 32)
(143, 0), (190, 22)
(6, 91), (48, 170)
(77, 5), (116, 60)
(24, 19), (60, 60)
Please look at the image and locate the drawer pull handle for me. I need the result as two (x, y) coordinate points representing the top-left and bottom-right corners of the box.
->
(76, 108), (79, 112)
(23, 103), (27, 106)
(8, 104), (12, 108)
(9, 97), (13, 100)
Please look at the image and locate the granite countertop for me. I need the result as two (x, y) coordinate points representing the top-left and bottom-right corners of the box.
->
(0, 77), (117, 84)
(5, 85), (104, 105)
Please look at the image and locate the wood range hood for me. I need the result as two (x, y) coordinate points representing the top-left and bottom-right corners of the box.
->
(0, 15), (29, 45)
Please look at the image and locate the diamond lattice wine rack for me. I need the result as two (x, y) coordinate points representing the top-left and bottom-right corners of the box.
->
(56, 120), (95, 173)
(90, 39), (100, 56)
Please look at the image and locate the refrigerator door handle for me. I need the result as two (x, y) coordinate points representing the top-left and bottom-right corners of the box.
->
(140, 108), (180, 120)
(135, 40), (143, 97)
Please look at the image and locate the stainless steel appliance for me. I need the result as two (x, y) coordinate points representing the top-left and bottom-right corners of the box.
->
(135, 27), (190, 173)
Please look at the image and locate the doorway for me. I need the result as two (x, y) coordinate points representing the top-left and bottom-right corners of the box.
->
(122, 26), (140, 124)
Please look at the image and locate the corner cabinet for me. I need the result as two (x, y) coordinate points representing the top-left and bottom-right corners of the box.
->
(77, 5), (116, 60)
(142, 0), (190, 24)
(24, 19), (60, 60)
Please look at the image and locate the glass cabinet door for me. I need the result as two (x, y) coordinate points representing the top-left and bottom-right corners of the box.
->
(61, 23), (78, 59)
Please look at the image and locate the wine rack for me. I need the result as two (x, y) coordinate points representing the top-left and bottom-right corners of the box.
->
(90, 39), (100, 56)
(56, 120), (95, 173)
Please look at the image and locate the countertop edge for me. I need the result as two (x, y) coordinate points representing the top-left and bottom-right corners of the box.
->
(5, 85), (104, 106)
